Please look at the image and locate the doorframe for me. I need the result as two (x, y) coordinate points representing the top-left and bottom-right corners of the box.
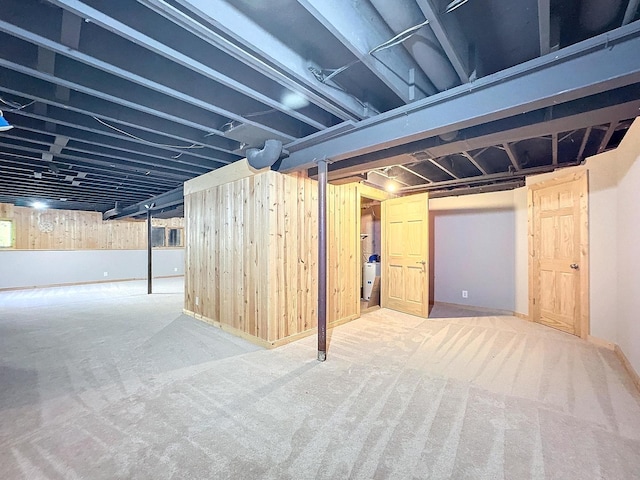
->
(527, 170), (590, 338)
(356, 184), (394, 316)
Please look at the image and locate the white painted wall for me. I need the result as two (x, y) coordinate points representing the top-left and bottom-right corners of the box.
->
(0, 249), (184, 289)
(430, 190), (517, 312)
(615, 126), (640, 374)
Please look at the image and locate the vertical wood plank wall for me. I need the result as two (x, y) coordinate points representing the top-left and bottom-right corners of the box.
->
(184, 171), (360, 346)
(0, 202), (183, 250)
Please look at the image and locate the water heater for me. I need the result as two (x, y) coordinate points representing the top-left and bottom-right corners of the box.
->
(362, 262), (381, 300)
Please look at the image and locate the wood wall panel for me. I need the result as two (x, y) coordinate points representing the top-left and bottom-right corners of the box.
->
(0, 202), (183, 250)
(184, 170), (360, 346)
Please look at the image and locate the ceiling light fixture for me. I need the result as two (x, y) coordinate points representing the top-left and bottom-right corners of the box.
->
(445, 0), (470, 14)
(31, 201), (46, 210)
(0, 110), (13, 132)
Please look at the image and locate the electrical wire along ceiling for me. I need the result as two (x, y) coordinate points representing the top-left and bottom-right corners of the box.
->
(0, 0), (639, 216)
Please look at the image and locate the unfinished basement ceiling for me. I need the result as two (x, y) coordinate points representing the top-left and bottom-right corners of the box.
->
(0, 0), (638, 215)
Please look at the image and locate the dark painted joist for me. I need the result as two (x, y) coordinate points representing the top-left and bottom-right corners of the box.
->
(319, 97), (640, 181)
(0, 62), (239, 157)
(0, 140), (203, 182)
(104, 186), (184, 220)
(597, 122), (618, 153)
(460, 151), (488, 175)
(48, 0), (339, 130)
(0, 179), (153, 203)
(415, 0), (470, 83)
(297, 0), (434, 101)
(576, 126), (593, 161)
(538, 0), (551, 56)
(502, 143), (521, 171)
(9, 106), (239, 165)
(139, 0), (368, 121)
(0, 16), (300, 142)
(0, 156), (181, 192)
(428, 158), (459, 179)
(3, 130), (216, 177)
(280, 23), (640, 172)
(398, 164), (433, 183)
(623, 0), (640, 25)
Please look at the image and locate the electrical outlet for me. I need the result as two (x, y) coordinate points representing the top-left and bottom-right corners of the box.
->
(195, 296), (199, 306)
(103, 271), (108, 277)
(462, 290), (468, 298)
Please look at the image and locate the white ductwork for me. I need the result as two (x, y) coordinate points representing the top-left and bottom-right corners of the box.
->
(579, 0), (623, 31)
(369, 0), (459, 91)
(246, 139), (283, 169)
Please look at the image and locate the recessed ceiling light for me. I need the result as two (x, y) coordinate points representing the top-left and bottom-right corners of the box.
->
(60, 198), (68, 201)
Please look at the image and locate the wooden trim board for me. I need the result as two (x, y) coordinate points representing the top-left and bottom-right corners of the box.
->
(0, 274), (184, 292)
(587, 335), (616, 351)
(615, 345), (640, 393)
(183, 159), (269, 196)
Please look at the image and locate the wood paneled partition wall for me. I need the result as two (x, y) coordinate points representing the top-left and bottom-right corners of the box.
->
(0, 202), (183, 250)
(183, 161), (362, 347)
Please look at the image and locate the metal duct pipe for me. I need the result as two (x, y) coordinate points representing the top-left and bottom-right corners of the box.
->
(579, 0), (623, 31)
(245, 139), (283, 169)
(369, 0), (459, 91)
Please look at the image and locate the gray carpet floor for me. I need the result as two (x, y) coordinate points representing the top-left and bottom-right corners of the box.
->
(1, 278), (639, 479)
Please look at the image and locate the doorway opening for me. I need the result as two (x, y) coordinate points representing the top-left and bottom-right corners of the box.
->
(360, 196), (382, 313)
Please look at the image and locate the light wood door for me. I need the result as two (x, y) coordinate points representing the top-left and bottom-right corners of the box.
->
(529, 172), (589, 337)
(381, 193), (429, 317)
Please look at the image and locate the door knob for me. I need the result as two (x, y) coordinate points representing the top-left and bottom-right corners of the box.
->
(570, 263), (579, 269)
(416, 260), (426, 265)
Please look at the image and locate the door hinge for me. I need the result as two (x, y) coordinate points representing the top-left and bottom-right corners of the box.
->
(533, 298), (536, 305)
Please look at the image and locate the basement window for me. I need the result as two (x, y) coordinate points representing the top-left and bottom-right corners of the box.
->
(151, 227), (166, 247)
(0, 219), (14, 248)
(167, 228), (183, 247)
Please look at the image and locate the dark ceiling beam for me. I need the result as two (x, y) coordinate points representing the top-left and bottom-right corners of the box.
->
(0, 19), (300, 143)
(428, 158), (459, 179)
(13, 124), (220, 172)
(0, 56), (240, 157)
(0, 164), (171, 195)
(398, 164), (433, 183)
(0, 178), (154, 203)
(399, 164), (567, 193)
(318, 97), (640, 181)
(502, 143), (522, 171)
(140, 0), (369, 121)
(49, 0), (339, 129)
(0, 151), (184, 192)
(297, 0), (434, 102)
(597, 122), (618, 153)
(576, 126), (592, 161)
(0, 140), (200, 182)
(415, 0), (471, 83)
(280, 23), (640, 172)
(623, 0), (640, 25)
(6, 130), (214, 176)
(104, 185), (184, 220)
(0, 79), (239, 164)
(460, 151), (488, 175)
(8, 104), (237, 165)
(427, 180), (525, 198)
(538, 0), (551, 56)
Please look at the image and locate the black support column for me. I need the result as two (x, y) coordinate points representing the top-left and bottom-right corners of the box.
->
(317, 159), (328, 361)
